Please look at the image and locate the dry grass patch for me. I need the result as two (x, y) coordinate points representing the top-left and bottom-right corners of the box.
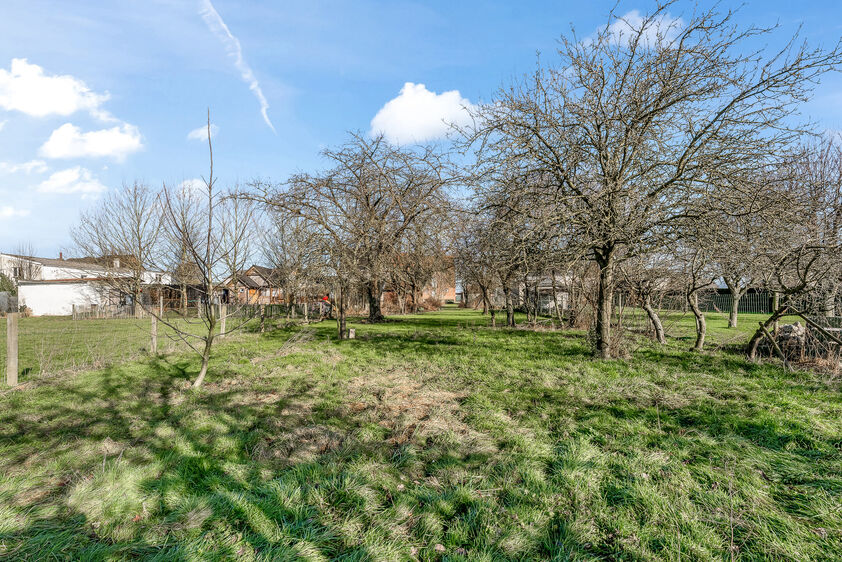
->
(346, 369), (497, 454)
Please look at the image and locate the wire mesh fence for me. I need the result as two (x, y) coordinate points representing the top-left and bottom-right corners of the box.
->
(654, 291), (774, 315)
(0, 300), (338, 385)
(0, 311), (232, 385)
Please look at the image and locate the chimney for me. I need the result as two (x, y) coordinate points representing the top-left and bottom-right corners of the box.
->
(59, 252), (63, 260)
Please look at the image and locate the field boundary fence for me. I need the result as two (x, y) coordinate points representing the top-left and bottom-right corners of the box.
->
(1, 298), (338, 386)
(652, 291), (774, 315)
(1, 303), (255, 386)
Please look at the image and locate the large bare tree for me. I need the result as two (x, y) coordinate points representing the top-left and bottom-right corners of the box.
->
(462, 2), (842, 357)
(258, 133), (453, 334)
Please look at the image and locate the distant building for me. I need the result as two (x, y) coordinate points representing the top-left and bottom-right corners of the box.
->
(221, 265), (284, 304)
(0, 252), (170, 316)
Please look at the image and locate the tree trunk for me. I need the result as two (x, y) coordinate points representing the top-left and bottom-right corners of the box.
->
(480, 285), (489, 315)
(821, 283), (837, 317)
(523, 274), (532, 324)
(728, 288), (742, 328)
(193, 305), (216, 388)
(367, 280), (384, 322)
(410, 282), (418, 313)
(502, 280), (515, 327)
(594, 252), (614, 359)
(336, 286), (347, 339)
(551, 269), (564, 327)
(181, 283), (188, 315)
(687, 291), (706, 352)
(747, 301), (790, 359)
(642, 295), (666, 344)
(490, 307), (496, 328)
(134, 286), (143, 318)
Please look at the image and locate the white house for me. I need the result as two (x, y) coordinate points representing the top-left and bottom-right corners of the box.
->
(0, 253), (170, 316)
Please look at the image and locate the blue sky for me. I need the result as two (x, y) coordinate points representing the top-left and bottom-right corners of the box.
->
(1, 0), (841, 257)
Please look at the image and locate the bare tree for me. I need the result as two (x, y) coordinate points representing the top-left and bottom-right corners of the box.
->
(745, 147), (842, 358)
(257, 133), (453, 334)
(71, 181), (163, 316)
(462, 2), (842, 357)
(10, 243), (41, 282)
(619, 252), (678, 345)
(680, 246), (718, 352)
(161, 115), (255, 387)
(455, 211), (502, 322)
(389, 213), (449, 314)
(261, 210), (324, 320)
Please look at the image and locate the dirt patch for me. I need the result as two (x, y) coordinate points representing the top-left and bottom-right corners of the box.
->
(347, 370), (497, 454)
(252, 424), (345, 464)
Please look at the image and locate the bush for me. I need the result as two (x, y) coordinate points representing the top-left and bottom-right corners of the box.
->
(419, 296), (442, 311)
(0, 273), (15, 295)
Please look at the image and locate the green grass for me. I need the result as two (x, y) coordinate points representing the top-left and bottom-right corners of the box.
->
(0, 307), (839, 560)
(0, 314), (244, 383)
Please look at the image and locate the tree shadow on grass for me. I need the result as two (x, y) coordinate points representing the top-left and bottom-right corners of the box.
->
(0, 357), (360, 558)
(0, 313), (839, 559)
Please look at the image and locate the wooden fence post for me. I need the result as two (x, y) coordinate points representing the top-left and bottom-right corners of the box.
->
(260, 304), (266, 333)
(6, 313), (18, 386)
(150, 313), (158, 355)
(219, 303), (227, 338)
(158, 294), (164, 318)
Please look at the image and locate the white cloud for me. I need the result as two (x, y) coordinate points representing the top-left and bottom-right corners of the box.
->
(199, 0), (275, 132)
(39, 123), (143, 161)
(37, 166), (107, 195)
(370, 82), (474, 145)
(0, 159), (47, 174)
(0, 58), (112, 120)
(187, 124), (219, 141)
(592, 10), (683, 48)
(0, 206), (30, 219)
(179, 178), (206, 192)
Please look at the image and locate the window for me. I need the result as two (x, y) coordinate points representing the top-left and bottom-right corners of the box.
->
(12, 267), (20, 278)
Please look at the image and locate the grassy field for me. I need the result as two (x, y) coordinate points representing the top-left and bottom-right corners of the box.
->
(0, 314), (245, 383)
(0, 307), (839, 560)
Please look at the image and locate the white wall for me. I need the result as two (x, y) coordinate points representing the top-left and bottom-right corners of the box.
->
(40, 264), (101, 280)
(18, 282), (105, 316)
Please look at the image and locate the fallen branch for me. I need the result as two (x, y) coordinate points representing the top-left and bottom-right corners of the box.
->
(790, 309), (842, 348)
(759, 322), (791, 372)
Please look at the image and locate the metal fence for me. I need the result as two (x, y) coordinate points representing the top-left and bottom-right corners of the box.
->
(0, 299), (339, 385)
(654, 292), (773, 315)
(0, 314), (203, 384)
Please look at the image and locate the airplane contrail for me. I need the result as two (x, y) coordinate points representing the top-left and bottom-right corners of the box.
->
(199, 0), (276, 133)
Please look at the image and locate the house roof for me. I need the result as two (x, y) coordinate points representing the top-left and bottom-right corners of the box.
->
(3, 253), (109, 271)
(3, 253), (168, 279)
(246, 264), (282, 284)
(17, 278), (112, 285)
(233, 273), (262, 289)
